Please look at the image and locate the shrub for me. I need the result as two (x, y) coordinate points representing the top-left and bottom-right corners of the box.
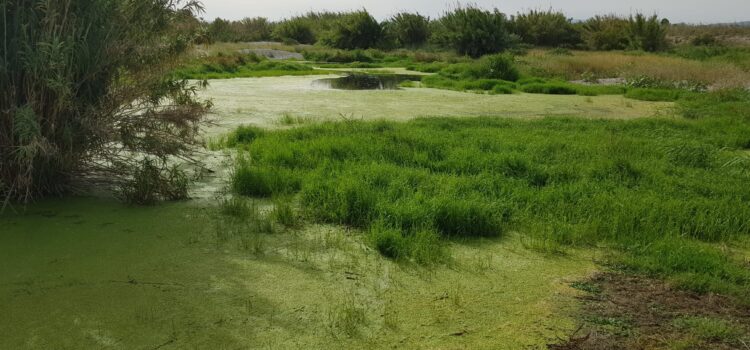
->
(510, 10), (581, 47)
(582, 15), (631, 50)
(432, 6), (513, 58)
(625, 88), (684, 102)
(482, 54), (520, 81)
(324, 10), (383, 49)
(582, 13), (669, 52)
(236, 17), (274, 42)
(690, 34), (719, 46)
(628, 14), (669, 52)
(117, 159), (189, 205)
(225, 125), (265, 147)
(520, 83), (577, 95)
(273, 18), (316, 44)
(386, 13), (430, 48)
(492, 85), (514, 94)
(1, 0), (209, 203)
(208, 18), (234, 42)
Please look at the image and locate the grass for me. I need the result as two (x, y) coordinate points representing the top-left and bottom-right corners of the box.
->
(518, 49), (750, 89)
(173, 57), (332, 79)
(417, 61), (631, 96)
(223, 90), (750, 299)
(625, 88), (689, 101)
(672, 316), (745, 342)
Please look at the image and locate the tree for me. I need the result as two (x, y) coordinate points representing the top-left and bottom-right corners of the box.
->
(432, 6), (513, 58)
(1, 0), (210, 204)
(324, 10), (383, 49)
(582, 15), (631, 50)
(628, 14), (669, 52)
(386, 13), (430, 48)
(273, 18), (316, 44)
(236, 17), (274, 42)
(208, 17), (234, 42)
(511, 10), (581, 47)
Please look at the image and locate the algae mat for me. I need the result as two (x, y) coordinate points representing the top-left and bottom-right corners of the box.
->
(200, 75), (673, 132)
(1, 198), (595, 349)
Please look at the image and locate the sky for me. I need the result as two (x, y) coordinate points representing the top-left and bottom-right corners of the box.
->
(200, 0), (750, 24)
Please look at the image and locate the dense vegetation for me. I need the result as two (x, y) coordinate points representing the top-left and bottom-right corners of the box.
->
(223, 89), (750, 299)
(0, 0), (210, 204)
(199, 6), (734, 55)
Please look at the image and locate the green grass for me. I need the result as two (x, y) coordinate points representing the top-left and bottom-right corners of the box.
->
(173, 59), (332, 79)
(625, 88), (689, 102)
(672, 316), (745, 342)
(223, 90), (750, 298)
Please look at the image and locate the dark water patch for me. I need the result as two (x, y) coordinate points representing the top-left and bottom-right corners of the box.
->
(314, 74), (422, 90)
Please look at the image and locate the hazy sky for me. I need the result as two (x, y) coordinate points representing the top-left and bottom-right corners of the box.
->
(201, 0), (750, 24)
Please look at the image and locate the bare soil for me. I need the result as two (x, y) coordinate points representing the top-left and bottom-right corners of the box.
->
(550, 273), (750, 350)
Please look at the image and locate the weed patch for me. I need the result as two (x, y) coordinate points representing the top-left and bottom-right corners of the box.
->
(223, 91), (750, 294)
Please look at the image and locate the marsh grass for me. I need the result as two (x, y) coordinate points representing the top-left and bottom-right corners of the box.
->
(271, 198), (302, 228)
(218, 197), (276, 240)
(277, 114), (312, 126)
(173, 57), (331, 79)
(326, 293), (368, 338)
(223, 90), (750, 298)
(518, 49), (750, 88)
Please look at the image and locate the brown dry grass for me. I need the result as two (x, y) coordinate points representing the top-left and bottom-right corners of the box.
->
(550, 273), (750, 350)
(519, 49), (750, 88)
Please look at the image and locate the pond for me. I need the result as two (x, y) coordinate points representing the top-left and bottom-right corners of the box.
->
(313, 73), (422, 90)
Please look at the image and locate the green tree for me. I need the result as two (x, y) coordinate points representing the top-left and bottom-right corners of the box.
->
(235, 17), (274, 42)
(273, 18), (316, 44)
(628, 14), (669, 52)
(1, 0), (210, 203)
(386, 12), (430, 47)
(325, 10), (383, 49)
(511, 10), (581, 47)
(582, 15), (631, 50)
(208, 17), (234, 42)
(432, 6), (513, 58)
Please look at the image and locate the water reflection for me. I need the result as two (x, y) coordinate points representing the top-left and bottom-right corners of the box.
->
(313, 74), (422, 90)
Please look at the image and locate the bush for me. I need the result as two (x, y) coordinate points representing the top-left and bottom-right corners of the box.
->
(385, 13), (431, 48)
(520, 83), (577, 95)
(628, 14), (669, 52)
(482, 54), (520, 81)
(117, 159), (189, 205)
(225, 125), (265, 147)
(432, 6), (514, 58)
(625, 88), (684, 102)
(582, 15), (631, 50)
(582, 13), (669, 52)
(1, 0), (209, 203)
(511, 10), (581, 47)
(273, 18), (316, 44)
(324, 11), (383, 49)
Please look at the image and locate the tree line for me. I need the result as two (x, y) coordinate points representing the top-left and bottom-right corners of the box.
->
(203, 7), (674, 57)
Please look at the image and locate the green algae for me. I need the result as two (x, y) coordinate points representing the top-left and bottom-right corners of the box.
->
(0, 198), (595, 349)
(199, 75), (673, 134)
